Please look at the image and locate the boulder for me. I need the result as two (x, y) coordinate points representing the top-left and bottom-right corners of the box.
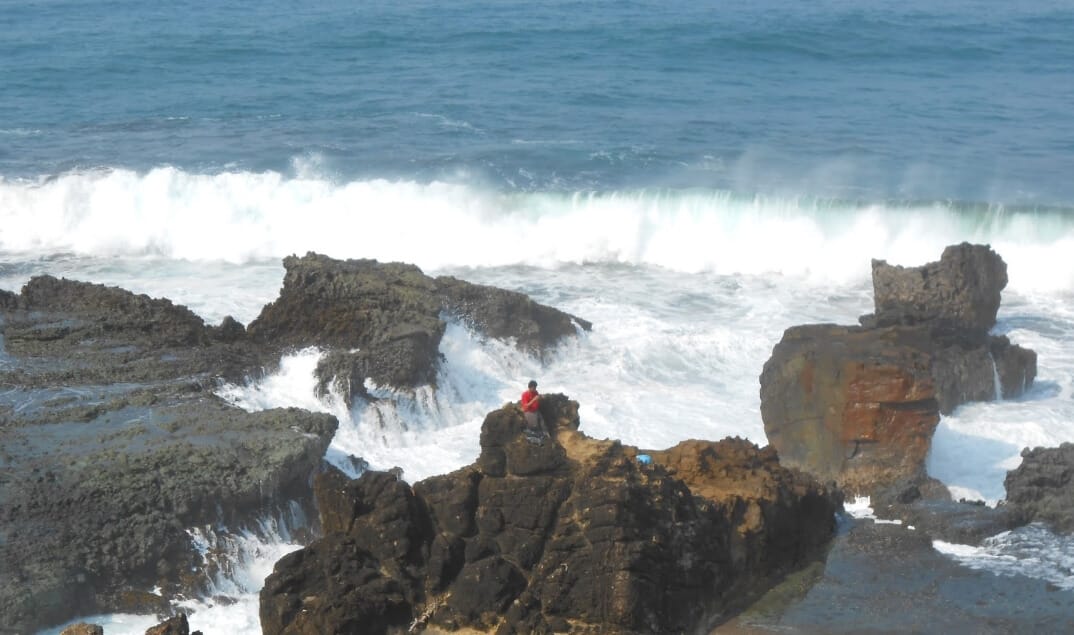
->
(760, 245), (1036, 495)
(145, 614), (192, 635)
(261, 395), (840, 634)
(869, 242), (1007, 333)
(246, 253), (590, 401)
(1004, 443), (1074, 533)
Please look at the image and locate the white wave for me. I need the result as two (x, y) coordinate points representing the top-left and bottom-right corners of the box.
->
(3, 168), (1073, 291)
(934, 524), (1074, 590)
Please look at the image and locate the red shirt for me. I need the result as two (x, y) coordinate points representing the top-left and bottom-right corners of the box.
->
(521, 389), (540, 412)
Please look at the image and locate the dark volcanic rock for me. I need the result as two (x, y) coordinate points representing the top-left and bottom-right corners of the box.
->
(760, 245), (1036, 495)
(1004, 443), (1074, 533)
(1, 258), (589, 634)
(145, 614), (197, 635)
(246, 255), (445, 392)
(436, 275), (592, 354)
(1, 275), (259, 384)
(869, 242), (1007, 332)
(260, 396), (840, 634)
(246, 253), (589, 401)
(0, 277), (337, 635)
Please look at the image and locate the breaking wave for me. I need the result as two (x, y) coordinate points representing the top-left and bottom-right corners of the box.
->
(3, 167), (1073, 291)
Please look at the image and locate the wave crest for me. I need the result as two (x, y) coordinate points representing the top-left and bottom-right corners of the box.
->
(2, 167), (1072, 290)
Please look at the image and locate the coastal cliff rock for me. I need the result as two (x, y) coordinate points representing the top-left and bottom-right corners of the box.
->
(246, 253), (590, 402)
(1004, 443), (1074, 533)
(760, 244), (1036, 495)
(868, 242), (1008, 332)
(260, 396), (840, 634)
(436, 275), (591, 353)
(0, 277), (337, 635)
(0, 259), (590, 634)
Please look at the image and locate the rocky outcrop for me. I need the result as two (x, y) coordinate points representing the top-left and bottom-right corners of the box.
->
(1004, 443), (1074, 533)
(760, 244), (1036, 495)
(260, 396), (840, 634)
(246, 253), (590, 402)
(436, 275), (591, 354)
(869, 242), (1008, 333)
(1, 258), (590, 634)
(246, 255), (446, 395)
(0, 277), (337, 635)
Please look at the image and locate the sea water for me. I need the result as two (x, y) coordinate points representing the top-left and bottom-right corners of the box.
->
(7, 0), (1073, 632)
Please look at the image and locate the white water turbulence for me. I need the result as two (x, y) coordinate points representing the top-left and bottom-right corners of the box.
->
(927, 292), (1074, 506)
(934, 525), (1074, 591)
(217, 322), (545, 482)
(39, 505), (309, 635)
(7, 174), (1074, 631)
(4, 168), (1074, 290)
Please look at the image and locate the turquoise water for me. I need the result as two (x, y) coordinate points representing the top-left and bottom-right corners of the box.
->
(3, 0), (1073, 202)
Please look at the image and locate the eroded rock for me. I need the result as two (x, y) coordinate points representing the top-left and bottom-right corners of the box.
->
(260, 395), (839, 634)
(869, 242), (1007, 332)
(760, 245), (1036, 495)
(1004, 443), (1074, 533)
(246, 253), (590, 402)
(0, 277), (336, 634)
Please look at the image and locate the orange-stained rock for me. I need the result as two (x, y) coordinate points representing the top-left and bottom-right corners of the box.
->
(261, 396), (840, 635)
(760, 244), (1036, 496)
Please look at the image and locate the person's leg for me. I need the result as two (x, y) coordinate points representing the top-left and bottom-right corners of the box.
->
(523, 411), (546, 444)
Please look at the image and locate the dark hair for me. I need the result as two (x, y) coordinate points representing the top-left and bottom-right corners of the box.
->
(528, 380), (538, 389)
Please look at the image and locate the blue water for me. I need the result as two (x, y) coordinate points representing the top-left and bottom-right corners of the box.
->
(3, 0), (1073, 202)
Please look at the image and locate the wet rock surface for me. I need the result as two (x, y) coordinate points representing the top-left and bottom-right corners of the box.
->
(1004, 443), (1074, 533)
(715, 516), (1074, 635)
(260, 395), (840, 635)
(0, 257), (590, 634)
(760, 244), (1036, 495)
(0, 277), (337, 635)
(246, 253), (590, 403)
(869, 242), (1008, 332)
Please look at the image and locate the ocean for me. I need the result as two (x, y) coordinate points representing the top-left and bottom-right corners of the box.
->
(3, 0), (1073, 632)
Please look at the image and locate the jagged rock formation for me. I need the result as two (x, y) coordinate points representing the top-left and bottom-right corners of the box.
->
(0, 257), (590, 634)
(0, 276), (337, 635)
(246, 253), (590, 403)
(869, 242), (1008, 333)
(260, 395), (839, 634)
(760, 244), (1036, 495)
(1004, 443), (1074, 533)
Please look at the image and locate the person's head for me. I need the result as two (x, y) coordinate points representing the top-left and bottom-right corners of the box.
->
(528, 380), (538, 390)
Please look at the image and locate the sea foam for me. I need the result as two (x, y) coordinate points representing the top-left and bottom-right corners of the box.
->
(3, 167), (1074, 291)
